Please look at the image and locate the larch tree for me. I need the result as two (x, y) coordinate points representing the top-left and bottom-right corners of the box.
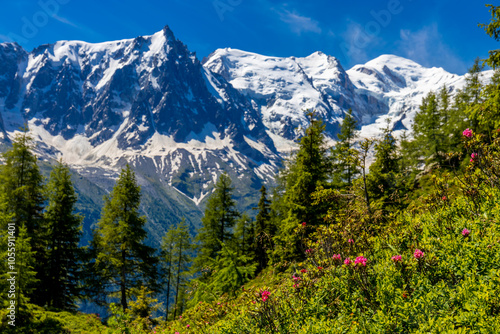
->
(332, 109), (359, 190)
(44, 160), (83, 310)
(90, 165), (157, 311)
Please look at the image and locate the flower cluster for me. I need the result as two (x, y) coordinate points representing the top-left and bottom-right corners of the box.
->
(292, 275), (301, 281)
(391, 255), (402, 263)
(301, 222), (306, 227)
(332, 254), (342, 261)
(300, 268), (307, 273)
(348, 239), (354, 244)
(462, 228), (470, 237)
(463, 128), (473, 138)
(305, 249), (314, 255)
(354, 256), (367, 267)
(261, 290), (271, 302)
(470, 152), (478, 162)
(344, 257), (351, 266)
(414, 249), (424, 259)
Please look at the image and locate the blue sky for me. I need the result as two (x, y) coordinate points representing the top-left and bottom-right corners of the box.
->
(0, 0), (497, 74)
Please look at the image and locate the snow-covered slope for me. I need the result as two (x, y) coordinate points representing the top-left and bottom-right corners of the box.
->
(204, 50), (494, 147)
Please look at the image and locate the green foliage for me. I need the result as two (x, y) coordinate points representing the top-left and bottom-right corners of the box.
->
(88, 165), (158, 311)
(160, 218), (194, 320)
(479, 4), (500, 69)
(44, 160), (84, 310)
(195, 172), (240, 264)
(0, 130), (47, 307)
(254, 185), (273, 272)
(332, 108), (360, 189)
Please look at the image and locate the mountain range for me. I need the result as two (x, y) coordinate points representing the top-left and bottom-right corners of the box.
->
(0, 26), (492, 245)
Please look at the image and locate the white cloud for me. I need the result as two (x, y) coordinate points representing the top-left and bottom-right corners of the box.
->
(397, 24), (467, 74)
(277, 9), (322, 35)
(339, 20), (384, 65)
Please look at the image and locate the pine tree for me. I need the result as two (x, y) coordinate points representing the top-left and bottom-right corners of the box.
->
(254, 185), (272, 272)
(160, 218), (193, 320)
(332, 109), (359, 189)
(0, 193), (38, 321)
(44, 161), (83, 310)
(275, 110), (332, 260)
(0, 130), (47, 306)
(367, 122), (403, 212)
(195, 172), (239, 265)
(480, 5), (500, 69)
(90, 165), (158, 311)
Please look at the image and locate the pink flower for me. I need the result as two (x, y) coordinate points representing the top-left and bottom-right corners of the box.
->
(305, 249), (313, 255)
(462, 228), (470, 237)
(187, 324), (190, 328)
(293, 283), (300, 288)
(391, 255), (402, 263)
(292, 275), (301, 281)
(354, 256), (367, 267)
(344, 257), (351, 266)
(470, 153), (478, 162)
(332, 254), (342, 261)
(301, 222), (306, 227)
(463, 128), (473, 138)
(442, 196), (447, 201)
(317, 266), (323, 270)
(414, 249), (424, 260)
(300, 269), (307, 273)
(348, 239), (354, 244)
(261, 290), (271, 302)
(175, 332), (180, 334)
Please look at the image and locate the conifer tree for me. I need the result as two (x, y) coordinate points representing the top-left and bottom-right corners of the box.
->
(234, 213), (255, 258)
(254, 185), (272, 271)
(0, 130), (47, 306)
(275, 110), (332, 260)
(195, 172), (239, 265)
(161, 218), (193, 320)
(332, 109), (359, 189)
(90, 165), (157, 311)
(480, 4), (500, 69)
(44, 161), (83, 310)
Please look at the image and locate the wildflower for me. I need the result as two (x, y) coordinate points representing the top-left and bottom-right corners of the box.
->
(293, 283), (300, 288)
(442, 196), (447, 201)
(175, 332), (180, 334)
(292, 275), (301, 281)
(463, 128), (473, 138)
(348, 239), (354, 244)
(414, 249), (424, 259)
(302, 222), (306, 227)
(344, 257), (351, 266)
(391, 255), (402, 263)
(179, 316), (182, 319)
(300, 269), (307, 273)
(305, 249), (313, 255)
(470, 152), (478, 162)
(317, 266), (323, 270)
(187, 324), (190, 328)
(354, 256), (367, 267)
(261, 290), (271, 302)
(462, 228), (470, 237)
(332, 254), (342, 261)
(252, 301), (256, 304)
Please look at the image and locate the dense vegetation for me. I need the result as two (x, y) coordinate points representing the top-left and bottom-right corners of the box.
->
(0, 4), (499, 333)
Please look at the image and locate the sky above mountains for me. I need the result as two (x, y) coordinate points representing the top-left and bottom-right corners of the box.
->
(0, 0), (497, 75)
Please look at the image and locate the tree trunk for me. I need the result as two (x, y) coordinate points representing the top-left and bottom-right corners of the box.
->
(120, 249), (127, 310)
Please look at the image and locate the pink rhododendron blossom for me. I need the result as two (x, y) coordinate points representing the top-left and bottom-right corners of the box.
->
(463, 128), (473, 138)
(442, 196), (447, 201)
(391, 255), (402, 262)
(292, 275), (301, 281)
(293, 283), (300, 288)
(354, 256), (367, 267)
(348, 239), (354, 243)
(462, 228), (470, 237)
(261, 290), (271, 302)
(317, 266), (323, 270)
(302, 222), (306, 226)
(300, 269), (307, 273)
(187, 324), (190, 328)
(414, 249), (424, 259)
(332, 254), (342, 261)
(344, 257), (351, 265)
(470, 153), (478, 162)
(305, 249), (313, 254)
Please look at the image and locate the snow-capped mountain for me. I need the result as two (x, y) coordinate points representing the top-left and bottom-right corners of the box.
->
(0, 27), (493, 244)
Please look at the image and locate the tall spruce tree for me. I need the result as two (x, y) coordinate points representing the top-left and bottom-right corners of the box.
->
(332, 109), (359, 189)
(275, 110), (332, 260)
(0, 131), (47, 306)
(160, 218), (193, 320)
(254, 185), (272, 272)
(480, 4), (500, 69)
(44, 161), (83, 310)
(90, 165), (157, 311)
(195, 172), (239, 265)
